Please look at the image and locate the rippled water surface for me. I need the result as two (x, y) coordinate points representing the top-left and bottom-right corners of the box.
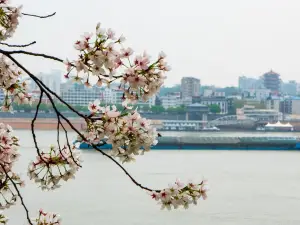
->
(6, 130), (300, 225)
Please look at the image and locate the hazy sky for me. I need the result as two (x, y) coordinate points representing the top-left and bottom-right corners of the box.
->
(7, 0), (300, 87)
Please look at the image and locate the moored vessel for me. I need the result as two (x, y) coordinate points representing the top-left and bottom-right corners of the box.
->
(74, 136), (300, 151)
(256, 121), (294, 132)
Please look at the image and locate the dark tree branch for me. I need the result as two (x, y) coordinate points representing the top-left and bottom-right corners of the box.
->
(0, 51), (86, 119)
(36, 78), (86, 118)
(50, 106), (159, 192)
(59, 120), (77, 160)
(91, 144), (159, 192)
(0, 41), (36, 48)
(0, 49), (64, 63)
(31, 91), (45, 160)
(58, 114), (82, 167)
(33, 78), (81, 168)
(0, 165), (33, 225)
(56, 120), (63, 153)
(22, 12), (56, 18)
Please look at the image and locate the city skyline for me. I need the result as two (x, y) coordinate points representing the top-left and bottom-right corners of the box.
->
(33, 68), (300, 89)
(7, 0), (300, 87)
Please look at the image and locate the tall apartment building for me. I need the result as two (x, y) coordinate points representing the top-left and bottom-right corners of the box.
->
(262, 70), (281, 94)
(266, 96), (281, 112)
(180, 77), (200, 98)
(0, 89), (4, 103)
(238, 76), (264, 91)
(281, 80), (297, 96)
(281, 97), (300, 115)
(31, 70), (62, 96)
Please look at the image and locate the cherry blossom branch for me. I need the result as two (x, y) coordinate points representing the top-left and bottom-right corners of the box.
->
(0, 41), (36, 48)
(1, 48), (160, 193)
(41, 77), (158, 191)
(0, 165), (33, 225)
(40, 77), (157, 191)
(57, 111), (159, 192)
(0, 4), (208, 221)
(44, 101), (159, 191)
(22, 12), (56, 18)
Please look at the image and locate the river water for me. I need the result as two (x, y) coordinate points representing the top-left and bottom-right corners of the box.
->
(5, 130), (300, 225)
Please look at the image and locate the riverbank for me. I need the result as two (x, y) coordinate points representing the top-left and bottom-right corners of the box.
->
(0, 117), (162, 131)
(0, 118), (85, 131)
(3, 117), (300, 132)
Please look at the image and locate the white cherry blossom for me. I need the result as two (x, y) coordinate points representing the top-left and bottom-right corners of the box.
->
(150, 179), (209, 210)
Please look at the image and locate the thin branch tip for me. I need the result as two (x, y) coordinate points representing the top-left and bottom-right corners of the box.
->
(22, 12), (56, 18)
(0, 41), (36, 48)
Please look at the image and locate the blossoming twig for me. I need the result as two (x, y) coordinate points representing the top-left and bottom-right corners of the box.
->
(0, 165), (33, 225)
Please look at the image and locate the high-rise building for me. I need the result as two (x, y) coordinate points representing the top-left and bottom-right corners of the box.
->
(0, 89), (4, 103)
(281, 80), (297, 96)
(297, 83), (300, 95)
(32, 70), (62, 96)
(281, 97), (300, 115)
(180, 77), (200, 98)
(238, 76), (264, 91)
(262, 70), (281, 94)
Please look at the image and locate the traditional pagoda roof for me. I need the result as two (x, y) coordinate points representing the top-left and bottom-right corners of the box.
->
(263, 69), (280, 77)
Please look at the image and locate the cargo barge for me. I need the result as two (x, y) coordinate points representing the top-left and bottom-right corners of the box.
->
(75, 136), (300, 151)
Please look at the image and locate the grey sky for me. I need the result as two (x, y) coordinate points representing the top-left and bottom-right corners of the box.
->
(8, 0), (300, 87)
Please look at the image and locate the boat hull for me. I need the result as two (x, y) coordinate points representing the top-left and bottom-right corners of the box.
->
(76, 142), (300, 151)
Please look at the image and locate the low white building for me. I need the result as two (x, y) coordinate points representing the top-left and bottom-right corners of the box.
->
(61, 82), (156, 107)
(161, 94), (181, 109)
(200, 97), (228, 114)
(214, 91), (225, 97)
(243, 88), (271, 101)
(238, 105), (282, 122)
(203, 89), (213, 97)
(180, 97), (192, 106)
(100, 88), (118, 104)
(61, 83), (103, 106)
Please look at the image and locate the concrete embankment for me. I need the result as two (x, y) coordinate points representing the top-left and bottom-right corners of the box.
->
(0, 117), (163, 131)
(0, 118), (86, 131)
